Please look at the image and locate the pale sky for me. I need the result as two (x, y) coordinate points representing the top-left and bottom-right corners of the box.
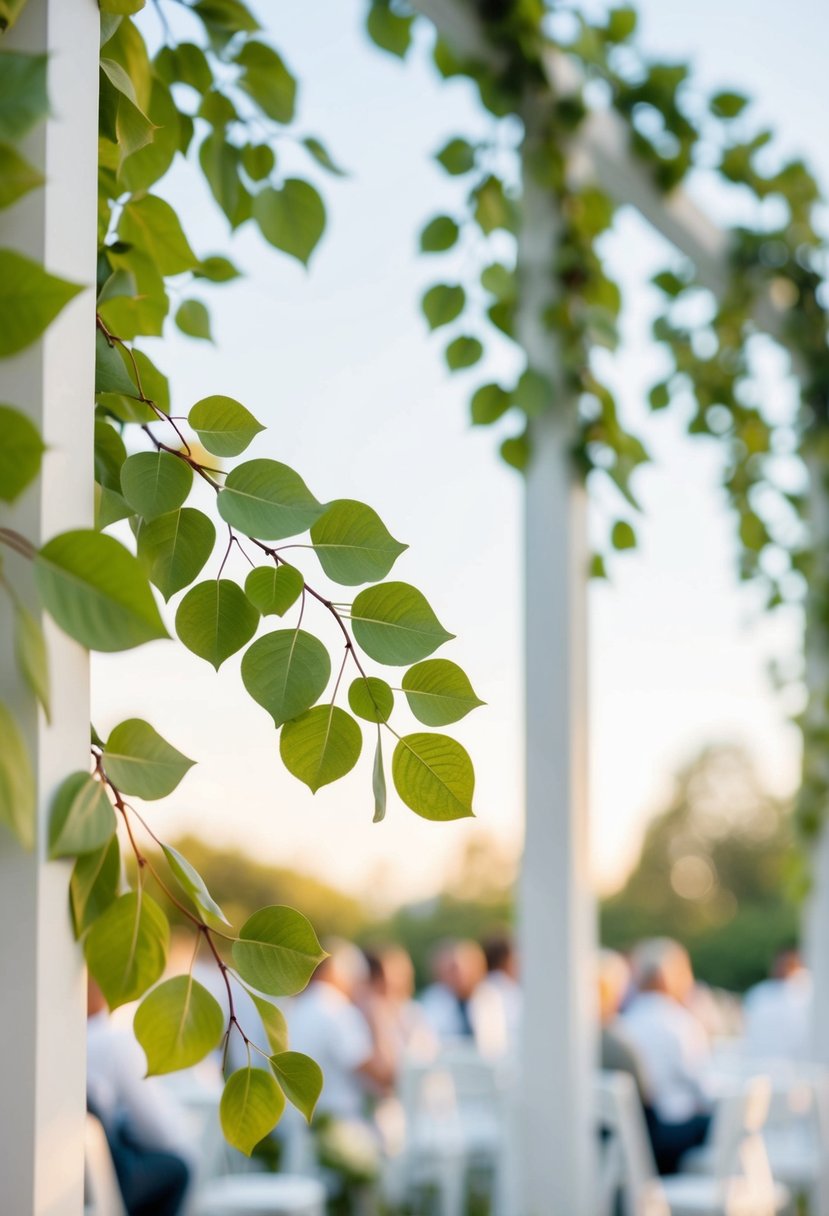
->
(93, 0), (828, 905)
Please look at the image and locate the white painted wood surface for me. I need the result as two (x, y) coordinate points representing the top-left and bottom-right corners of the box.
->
(0, 2), (99, 1212)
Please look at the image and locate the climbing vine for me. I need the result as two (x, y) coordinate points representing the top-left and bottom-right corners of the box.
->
(364, 0), (829, 859)
(0, 0), (481, 1153)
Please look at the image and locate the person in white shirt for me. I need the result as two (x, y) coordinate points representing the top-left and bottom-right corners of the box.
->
(287, 940), (392, 1120)
(469, 934), (522, 1059)
(360, 945), (437, 1074)
(419, 939), (486, 1043)
(621, 938), (712, 1174)
(743, 948), (812, 1063)
(87, 979), (191, 1216)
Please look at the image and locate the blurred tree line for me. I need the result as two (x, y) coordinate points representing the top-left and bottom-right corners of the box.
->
(164, 745), (797, 993)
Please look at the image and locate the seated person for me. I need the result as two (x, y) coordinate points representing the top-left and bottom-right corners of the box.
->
(419, 939), (485, 1043)
(469, 933), (522, 1059)
(743, 947), (812, 1063)
(598, 949), (648, 1104)
(360, 945), (437, 1074)
(87, 978), (191, 1216)
(621, 939), (712, 1174)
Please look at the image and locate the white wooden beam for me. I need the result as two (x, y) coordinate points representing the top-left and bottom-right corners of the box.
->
(0, 2), (99, 1213)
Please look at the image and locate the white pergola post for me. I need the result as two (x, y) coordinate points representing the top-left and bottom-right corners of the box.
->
(516, 95), (595, 1216)
(0, 2), (98, 1213)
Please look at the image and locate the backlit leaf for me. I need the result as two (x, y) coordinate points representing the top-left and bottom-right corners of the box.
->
(0, 141), (43, 208)
(0, 51), (47, 140)
(280, 705), (362, 792)
(392, 732), (475, 821)
(103, 718), (194, 800)
(348, 676), (393, 724)
(253, 180), (326, 266)
(70, 835), (120, 938)
(36, 530), (168, 652)
(48, 771), (115, 859)
(217, 458), (324, 540)
(176, 579), (259, 670)
(244, 564), (303, 617)
(372, 729), (386, 823)
(175, 299), (213, 341)
(121, 452), (193, 520)
(221, 1067), (284, 1156)
(119, 193), (198, 275)
(402, 658), (484, 726)
(247, 989), (289, 1054)
(0, 404), (44, 502)
(13, 602), (50, 720)
(233, 905), (326, 996)
(310, 499), (407, 585)
(351, 582), (454, 665)
(135, 975), (225, 1074)
(162, 843), (229, 925)
(241, 629), (330, 726)
(85, 891), (169, 1010)
(0, 700), (34, 848)
(302, 136), (346, 176)
(422, 284), (465, 331)
(236, 41), (296, 124)
(270, 1052), (322, 1122)
(0, 250), (82, 358)
(420, 215), (459, 253)
(189, 395), (264, 457)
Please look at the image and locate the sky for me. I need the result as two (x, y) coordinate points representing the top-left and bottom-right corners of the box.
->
(93, 0), (829, 906)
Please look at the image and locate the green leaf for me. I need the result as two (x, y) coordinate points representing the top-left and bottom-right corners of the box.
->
(199, 132), (248, 228)
(99, 59), (156, 169)
(0, 0), (29, 33)
(0, 51), (47, 140)
(188, 395), (264, 457)
(162, 843), (229, 925)
(711, 91), (749, 120)
(35, 530), (168, 652)
(119, 194), (198, 275)
(611, 520), (636, 550)
(70, 835), (120, 938)
(435, 137), (476, 176)
(348, 676), (393, 724)
(175, 299), (213, 341)
(351, 582), (454, 666)
(310, 499), (407, 585)
(270, 1052), (323, 1122)
(392, 732), (474, 821)
(217, 458), (325, 540)
(100, 0), (146, 12)
(649, 382), (670, 410)
(248, 990), (288, 1054)
(372, 729), (386, 823)
(221, 1067), (285, 1157)
(241, 629), (330, 726)
(95, 486), (132, 531)
(135, 975), (225, 1075)
(233, 905), (326, 996)
(176, 579), (259, 670)
(302, 136), (347, 177)
(514, 367), (552, 417)
(280, 705), (362, 792)
(48, 772), (115, 859)
(85, 891), (169, 1010)
(88, 420), (124, 489)
(605, 7), (637, 41)
(95, 329), (140, 400)
(244, 564), (303, 617)
(253, 180), (326, 267)
(195, 255), (241, 283)
(103, 718), (194, 800)
(501, 431), (530, 471)
(0, 141), (43, 208)
(13, 602), (50, 720)
(136, 508), (216, 601)
(0, 250), (82, 358)
(0, 700), (34, 848)
(241, 142), (275, 181)
(422, 284), (465, 331)
(155, 42), (212, 92)
(402, 658), (484, 726)
(236, 41), (296, 124)
(470, 383), (510, 426)
(366, 3), (413, 57)
(445, 336), (483, 371)
(120, 452), (193, 520)
(0, 404), (44, 502)
(420, 215), (459, 253)
(474, 176), (512, 234)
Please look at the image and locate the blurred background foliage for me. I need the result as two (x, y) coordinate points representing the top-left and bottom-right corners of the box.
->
(164, 745), (796, 993)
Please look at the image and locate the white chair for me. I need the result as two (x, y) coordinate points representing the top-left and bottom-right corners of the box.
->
(193, 1174), (326, 1216)
(596, 1071), (794, 1216)
(84, 1115), (127, 1216)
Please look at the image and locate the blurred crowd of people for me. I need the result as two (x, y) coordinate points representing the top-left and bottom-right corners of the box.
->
(86, 930), (814, 1214)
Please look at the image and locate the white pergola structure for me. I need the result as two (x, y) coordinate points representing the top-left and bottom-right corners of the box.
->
(1, 2), (827, 1214)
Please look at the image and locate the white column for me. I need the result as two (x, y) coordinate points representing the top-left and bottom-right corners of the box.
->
(0, 2), (98, 1213)
(517, 98), (595, 1216)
